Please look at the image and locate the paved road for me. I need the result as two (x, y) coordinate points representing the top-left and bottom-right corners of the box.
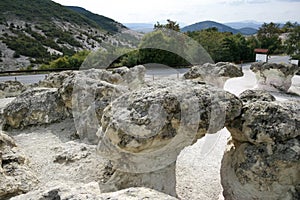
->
(0, 74), (47, 84)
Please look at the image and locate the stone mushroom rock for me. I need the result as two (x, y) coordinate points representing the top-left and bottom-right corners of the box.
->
(183, 62), (243, 88)
(250, 62), (299, 92)
(222, 100), (300, 200)
(0, 81), (26, 98)
(238, 89), (276, 105)
(0, 131), (38, 199)
(2, 88), (69, 130)
(96, 79), (242, 196)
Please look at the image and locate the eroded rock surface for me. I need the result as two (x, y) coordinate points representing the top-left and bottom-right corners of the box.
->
(184, 62), (243, 88)
(222, 100), (300, 200)
(3, 88), (69, 129)
(38, 71), (75, 88)
(238, 89), (276, 105)
(0, 132), (38, 199)
(11, 183), (178, 200)
(0, 81), (26, 98)
(250, 62), (299, 92)
(96, 79), (242, 196)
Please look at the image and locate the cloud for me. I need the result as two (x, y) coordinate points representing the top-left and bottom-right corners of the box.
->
(222, 0), (270, 5)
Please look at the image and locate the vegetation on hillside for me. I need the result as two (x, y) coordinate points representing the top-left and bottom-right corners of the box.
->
(39, 50), (90, 70)
(0, 0), (99, 28)
(0, 0), (132, 71)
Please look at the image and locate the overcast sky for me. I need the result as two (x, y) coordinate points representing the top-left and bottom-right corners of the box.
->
(52, 0), (300, 25)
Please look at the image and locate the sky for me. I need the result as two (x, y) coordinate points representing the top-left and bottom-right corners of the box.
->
(52, 0), (300, 25)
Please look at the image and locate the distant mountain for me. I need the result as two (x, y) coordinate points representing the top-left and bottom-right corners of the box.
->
(124, 23), (154, 33)
(238, 27), (258, 35)
(67, 6), (126, 34)
(181, 20), (257, 35)
(182, 21), (239, 34)
(224, 21), (262, 29)
(0, 0), (137, 71)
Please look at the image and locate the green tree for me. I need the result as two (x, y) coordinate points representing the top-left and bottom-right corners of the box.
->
(138, 30), (189, 66)
(257, 22), (283, 54)
(285, 25), (300, 60)
(154, 19), (180, 32)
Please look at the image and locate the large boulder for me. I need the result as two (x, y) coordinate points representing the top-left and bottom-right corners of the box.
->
(222, 100), (300, 199)
(0, 81), (26, 98)
(0, 131), (38, 199)
(96, 79), (242, 196)
(250, 62), (299, 92)
(2, 88), (69, 130)
(184, 62), (243, 88)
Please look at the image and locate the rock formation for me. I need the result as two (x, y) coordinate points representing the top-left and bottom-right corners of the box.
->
(0, 131), (38, 199)
(238, 89), (276, 104)
(184, 62), (243, 88)
(96, 79), (242, 196)
(222, 99), (300, 200)
(250, 62), (299, 92)
(10, 184), (178, 200)
(2, 88), (69, 130)
(0, 81), (26, 98)
(38, 71), (75, 88)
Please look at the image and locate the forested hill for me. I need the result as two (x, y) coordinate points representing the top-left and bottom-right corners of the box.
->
(67, 6), (126, 34)
(182, 20), (257, 35)
(0, 0), (134, 71)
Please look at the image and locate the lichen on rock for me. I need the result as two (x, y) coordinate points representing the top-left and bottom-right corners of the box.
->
(0, 81), (26, 98)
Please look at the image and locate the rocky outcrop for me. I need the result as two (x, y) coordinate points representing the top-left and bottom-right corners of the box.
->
(99, 187), (178, 200)
(250, 62), (299, 92)
(222, 100), (300, 200)
(0, 81), (26, 98)
(10, 183), (178, 200)
(2, 88), (69, 130)
(0, 132), (38, 199)
(184, 62), (243, 88)
(38, 71), (75, 88)
(96, 79), (242, 196)
(64, 65), (145, 144)
(238, 89), (276, 104)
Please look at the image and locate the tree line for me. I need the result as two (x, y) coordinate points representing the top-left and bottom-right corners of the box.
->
(35, 20), (300, 69)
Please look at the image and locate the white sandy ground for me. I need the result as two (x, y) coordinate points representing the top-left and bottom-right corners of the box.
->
(1, 67), (299, 200)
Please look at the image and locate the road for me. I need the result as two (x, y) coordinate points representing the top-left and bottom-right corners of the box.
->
(0, 74), (47, 84)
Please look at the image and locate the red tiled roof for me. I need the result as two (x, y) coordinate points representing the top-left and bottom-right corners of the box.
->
(254, 48), (269, 53)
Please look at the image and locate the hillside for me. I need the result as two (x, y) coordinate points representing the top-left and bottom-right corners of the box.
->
(224, 21), (262, 29)
(0, 0), (136, 71)
(182, 20), (257, 35)
(67, 6), (126, 34)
